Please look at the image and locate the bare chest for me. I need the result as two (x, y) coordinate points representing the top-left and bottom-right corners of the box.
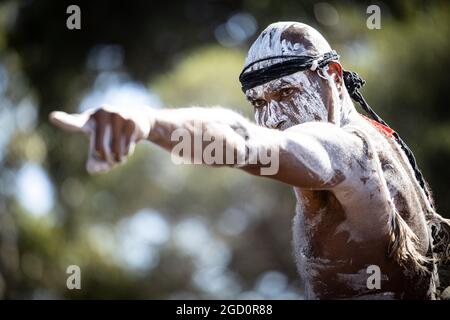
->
(291, 149), (431, 298)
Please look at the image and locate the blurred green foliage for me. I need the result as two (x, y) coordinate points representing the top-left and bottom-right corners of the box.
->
(0, 0), (448, 299)
(153, 46), (249, 113)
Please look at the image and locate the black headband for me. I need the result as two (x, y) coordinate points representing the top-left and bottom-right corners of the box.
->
(238, 50), (340, 92)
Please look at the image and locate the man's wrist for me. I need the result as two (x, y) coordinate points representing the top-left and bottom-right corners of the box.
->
(145, 106), (159, 141)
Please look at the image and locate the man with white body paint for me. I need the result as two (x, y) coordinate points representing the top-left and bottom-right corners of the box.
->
(49, 22), (450, 299)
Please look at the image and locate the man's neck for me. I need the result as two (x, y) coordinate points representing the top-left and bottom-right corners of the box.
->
(339, 93), (359, 127)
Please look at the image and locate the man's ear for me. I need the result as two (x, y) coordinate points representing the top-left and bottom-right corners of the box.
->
(326, 61), (343, 84)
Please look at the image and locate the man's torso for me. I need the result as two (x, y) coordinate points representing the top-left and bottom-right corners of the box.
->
(291, 116), (434, 299)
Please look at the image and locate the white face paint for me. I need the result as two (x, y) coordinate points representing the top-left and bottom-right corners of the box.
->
(247, 71), (329, 130)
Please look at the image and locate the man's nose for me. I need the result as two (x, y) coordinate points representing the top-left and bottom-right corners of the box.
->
(265, 101), (285, 129)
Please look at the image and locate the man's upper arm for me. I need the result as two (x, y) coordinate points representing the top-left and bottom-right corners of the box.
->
(258, 122), (366, 189)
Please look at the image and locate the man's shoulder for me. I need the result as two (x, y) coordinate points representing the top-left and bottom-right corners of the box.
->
(284, 121), (366, 152)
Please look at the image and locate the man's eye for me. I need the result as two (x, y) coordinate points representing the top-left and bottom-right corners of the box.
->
(252, 99), (266, 108)
(280, 88), (295, 97)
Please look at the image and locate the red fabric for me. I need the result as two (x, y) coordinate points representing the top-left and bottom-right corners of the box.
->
(360, 114), (395, 138)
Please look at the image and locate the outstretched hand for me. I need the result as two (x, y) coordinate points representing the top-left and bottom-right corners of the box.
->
(49, 105), (153, 174)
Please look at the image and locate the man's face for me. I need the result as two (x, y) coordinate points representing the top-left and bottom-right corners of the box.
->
(245, 70), (329, 130)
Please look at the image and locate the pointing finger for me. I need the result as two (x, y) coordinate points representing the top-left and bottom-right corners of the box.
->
(49, 111), (92, 133)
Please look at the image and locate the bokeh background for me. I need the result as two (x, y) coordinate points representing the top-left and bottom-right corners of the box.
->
(0, 0), (448, 299)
